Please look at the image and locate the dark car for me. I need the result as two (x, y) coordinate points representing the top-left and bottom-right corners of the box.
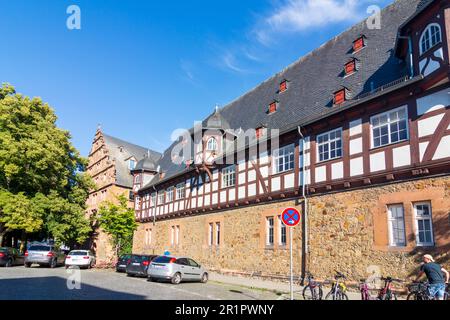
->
(116, 254), (132, 273)
(0, 247), (25, 267)
(24, 244), (66, 268)
(126, 255), (157, 278)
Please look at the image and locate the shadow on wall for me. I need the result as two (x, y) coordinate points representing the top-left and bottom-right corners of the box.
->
(0, 276), (146, 300)
(406, 213), (450, 278)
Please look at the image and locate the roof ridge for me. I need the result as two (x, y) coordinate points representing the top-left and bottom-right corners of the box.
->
(103, 133), (162, 156)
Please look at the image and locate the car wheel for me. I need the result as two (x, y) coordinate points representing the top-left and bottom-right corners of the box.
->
(65, 265), (69, 269)
(5, 259), (13, 268)
(171, 273), (182, 285)
(148, 277), (156, 282)
(201, 273), (208, 284)
(50, 259), (57, 269)
(24, 262), (32, 268)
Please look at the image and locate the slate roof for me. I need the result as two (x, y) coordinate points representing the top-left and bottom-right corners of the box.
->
(140, 0), (427, 192)
(102, 134), (162, 188)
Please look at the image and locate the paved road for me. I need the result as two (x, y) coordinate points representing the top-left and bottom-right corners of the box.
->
(0, 266), (281, 300)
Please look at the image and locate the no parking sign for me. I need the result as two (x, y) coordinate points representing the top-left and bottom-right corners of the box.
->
(281, 208), (301, 227)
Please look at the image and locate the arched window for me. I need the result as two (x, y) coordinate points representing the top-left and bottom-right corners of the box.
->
(206, 137), (218, 151)
(420, 23), (442, 55)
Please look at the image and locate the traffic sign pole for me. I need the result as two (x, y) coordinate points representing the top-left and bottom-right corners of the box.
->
(290, 227), (294, 301)
(281, 208), (301, 301)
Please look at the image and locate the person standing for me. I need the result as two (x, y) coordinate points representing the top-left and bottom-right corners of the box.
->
(415, 254), (449, 300)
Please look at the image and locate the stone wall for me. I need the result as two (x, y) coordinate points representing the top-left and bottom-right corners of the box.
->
(133, 176), (450, 282)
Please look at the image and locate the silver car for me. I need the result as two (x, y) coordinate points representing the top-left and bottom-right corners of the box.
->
(147, 256), (208, 284)
(24, 244), (66, 268)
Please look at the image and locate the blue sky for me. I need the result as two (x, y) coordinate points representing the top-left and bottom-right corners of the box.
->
(0, 0), (391, 157)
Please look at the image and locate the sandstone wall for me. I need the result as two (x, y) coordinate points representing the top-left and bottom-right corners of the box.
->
(133, 176), (450, 282)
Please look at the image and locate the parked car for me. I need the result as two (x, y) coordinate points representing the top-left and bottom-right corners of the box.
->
(116, 254), (132, 273)
(0, 247), (25, 267)
(126, 255), (158, 277)
(24, 244), (66, 268)
(65, 250), (96, 269)
(147, 256), (208, 284)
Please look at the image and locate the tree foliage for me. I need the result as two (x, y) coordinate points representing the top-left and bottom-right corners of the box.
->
(98, 195), (137, 256)
(0, 83), (93, 247)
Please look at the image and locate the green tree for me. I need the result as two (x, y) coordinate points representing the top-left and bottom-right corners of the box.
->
(0, 83), (92, 248)
(98, 195), (137, 256)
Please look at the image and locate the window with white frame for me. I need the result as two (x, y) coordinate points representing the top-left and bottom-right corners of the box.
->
(273, 144), (295, 174)
(176, 183), (185, 200)
(128, 159), (136, 170)
(170, 226), (175, 246)
(414, 202), (434, 246)
(158, 192), (165, 205)
(208, 223), (214, 247)
(387, 205), (406, 247)
(145, 228), (152, 245)
(266, 217), (274, 246)
(175, 226), (180, 245)
(206, 137), (218, 151)
(151, 193), (157, 207)
(317, 128), (342, 162)
(420, 23), (442, 55)
(278, 216), (287, 246)
(166, 187), (174, 202)
(371, 106), (408, 148)
(222, 165), (236, 188)
(215, 222), (221, 246)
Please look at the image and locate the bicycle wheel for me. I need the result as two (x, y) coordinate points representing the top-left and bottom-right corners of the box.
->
(339, 292), (349, 300)
(302, 285), (314, 300)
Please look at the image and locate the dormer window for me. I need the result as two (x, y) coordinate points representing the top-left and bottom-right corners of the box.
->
(344, 59), (356, 76)
(268, 101), (278, 114)
(279, 80), (288, 93)
(256, 127), (266, 139)
(206, 137), (218, 152)
(420, 23), (442, 55)
(128, 159), (136, 170)
(353, 36), (365, 52)
(334, 89), (347, 105)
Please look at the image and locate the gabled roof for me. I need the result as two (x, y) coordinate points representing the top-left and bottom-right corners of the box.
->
(140, 0), (423, 192)
(102, 134), (162, 187)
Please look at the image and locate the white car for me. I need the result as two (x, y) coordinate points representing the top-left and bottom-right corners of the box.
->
(65, 250), (96, 269)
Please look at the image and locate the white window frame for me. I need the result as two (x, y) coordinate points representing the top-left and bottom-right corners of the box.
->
(215, 222), (221, 246)
(420, 23), (442, 55)
(387, 204), (407, 247)
(128, 159), (136, 170)
(166, 187), (174, 203)
(176, 183), (185, 200)
(170, 226), (175, 246)
(151, 193), (157, 208)
(266, 217), (274, 246)
(208, 223), (214, 247)
(273, 144), (295, 174)
(206, 137), (218, 152)
(175, 226), (180, 245)
(158, 192), (165, 205)
(222, 165), (236, 188)
(316, 128), (343, 163)
(278, 216), (287, 246)
(370, 106), (409, 149)
(413, 202), (435, 247)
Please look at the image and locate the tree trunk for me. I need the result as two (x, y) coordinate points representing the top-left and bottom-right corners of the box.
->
(20, 231), (27, 253)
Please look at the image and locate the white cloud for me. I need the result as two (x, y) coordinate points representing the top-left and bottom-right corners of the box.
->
(221, 52), (248, 74)
(255, 0), (367, 45)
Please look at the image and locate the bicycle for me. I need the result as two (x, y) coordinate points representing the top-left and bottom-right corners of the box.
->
(325, 271), (349, 300)
(360, 277), (400, 300)
(301, 272), (323, 300)
(408, 281), (449, 300)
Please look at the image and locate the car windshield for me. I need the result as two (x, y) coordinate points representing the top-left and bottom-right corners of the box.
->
(28, 245), (51, 251)
(153, 256), (173, 264)
(69, 251), (88, 256)
(131, 255), (147, 263)
(0, 248), (7, 252)
(120, 254), (131, 260)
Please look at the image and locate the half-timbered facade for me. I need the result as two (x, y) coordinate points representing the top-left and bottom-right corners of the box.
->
(132, 0), (450, 282)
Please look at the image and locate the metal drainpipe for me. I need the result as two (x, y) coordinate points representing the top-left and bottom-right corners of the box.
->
(297, 126), (309, 260)
(152, 185), (157, 226)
